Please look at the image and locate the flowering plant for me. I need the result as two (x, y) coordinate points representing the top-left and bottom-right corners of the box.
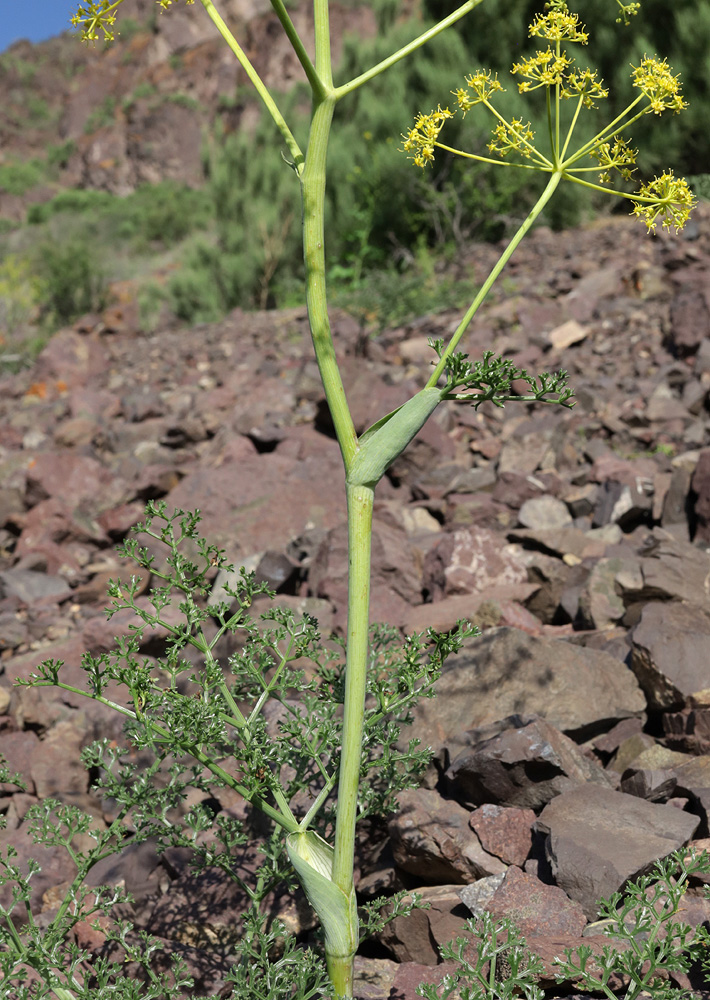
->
(0, 1), (696, 998)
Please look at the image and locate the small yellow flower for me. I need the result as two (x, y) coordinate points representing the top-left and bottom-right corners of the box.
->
(512, 49), (571, 93)
(71, 0), (118, 41)
(401, 106), (453, 168)
(488, 118), (535, 159)
(453, 71), (504, 115)
(591, 136), (637, 183)
(529, 9), (588, 44)
(561, 68), (609, 109)
(631, 56), (687, 115)
(632, 172), (695, 233)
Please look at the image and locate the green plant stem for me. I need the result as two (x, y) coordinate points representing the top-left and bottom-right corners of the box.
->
(302, 96), (358, 468)
(198, 0), (304, 170)
(334, 0), (486, 98)
(269, 0), (324, 98)
(329, 482), (374, 996)
(426, 169), (563, 387)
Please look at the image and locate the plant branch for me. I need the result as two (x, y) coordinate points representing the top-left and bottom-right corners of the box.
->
(426, 170), (563, 386)
(270, 0), (325, 98)
(302, 97), (358, 466)
(198, 0), (304, 171)
(334, 0), (486, 99)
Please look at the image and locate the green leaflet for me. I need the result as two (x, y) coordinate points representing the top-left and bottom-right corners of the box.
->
(286, 831), (358, 961)
(346, 386), (443, 488)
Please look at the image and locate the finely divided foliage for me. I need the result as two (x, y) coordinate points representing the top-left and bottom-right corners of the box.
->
(0, 1), (707, 999)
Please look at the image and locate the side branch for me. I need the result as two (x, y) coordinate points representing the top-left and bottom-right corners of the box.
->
(334, 0), (486, 99)
(200, 0), (305, 170)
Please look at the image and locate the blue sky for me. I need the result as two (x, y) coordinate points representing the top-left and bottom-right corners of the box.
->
(1, 1), (78, 54)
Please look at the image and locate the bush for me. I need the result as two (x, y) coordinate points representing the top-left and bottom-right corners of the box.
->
(33, 236), (107, 325)
(27, 181), (212, 250)
(0, 159), (46, 196)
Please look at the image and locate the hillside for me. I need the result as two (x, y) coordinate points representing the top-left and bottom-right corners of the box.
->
(0, 0), (376, 220)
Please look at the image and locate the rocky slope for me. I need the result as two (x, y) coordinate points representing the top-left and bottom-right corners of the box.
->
(1, 203), (710, 997)
(0, 0), (376, 219)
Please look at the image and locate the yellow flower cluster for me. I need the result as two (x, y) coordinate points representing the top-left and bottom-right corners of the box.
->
(400, 1), (694, 237)
(401, 106), (453, 168)
(72, 0), (194, 42)
(632, 173), (695, 232)
(631, 56), (687, 115)
(453, 71), (504, 116)
(512, 48), (571, 93)
(591, 136), (637, 183)
(528, 8), (588, 44)
(561, 68), (608, 109)
(71, 0), (119, 41)
(488, 118), (535, 159)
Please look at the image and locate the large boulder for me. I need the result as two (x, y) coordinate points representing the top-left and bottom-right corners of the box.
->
(403, 627), (646, 752)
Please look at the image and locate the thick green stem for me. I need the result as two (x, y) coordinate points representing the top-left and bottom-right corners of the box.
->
(302, 97), (358, 467)
(426, 170), (563, 387)
(329, 483), (374, 995)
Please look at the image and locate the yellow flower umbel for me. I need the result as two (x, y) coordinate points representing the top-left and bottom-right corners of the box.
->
(72, 0), (194, 42)
(401, 1), (694, 235)
(401, 106), (453, 168)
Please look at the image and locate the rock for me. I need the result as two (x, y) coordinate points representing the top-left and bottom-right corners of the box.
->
(630, 601), (710, 711)
(592, 480), (653, 530)
(446, 715), (613, 810)
(636, 529), (710, 606)
(0, 729), (40, 793)
(147, 859), (312, 949)
(388, 788), (507, 884)
(485, 865), (587, 938)
(422, 528), (529, 601)
(29, 720), (89, 801)
(379, 885), (473, 965)
(664, 705), (710, 754)
(691, 448), (710, 542)
(458, 873), (506, 917)
(349, 957), (398, 999)
(607, 731), (656, 775)
(387, 962), (459, 999)
(547, 319), (587, 350)
(403, 585), (539, 635)
(0, 568), (73, 606)
(403, 627), (646, 753)
(0, 823), (77, 915)
(167, 444), (347, 561)
(591, 717), (645, 757)
(468, 805), (535, 866)
(311, 517), (422, 629)
(536, 785), (699, 918)
(672, 756), (710, 835)
(668, 289), (710, 357)
(0, 685), (12, 714)
(577, 555), (642, 630)
(507, 525), (606, 561)
(517, 495), (573, 531)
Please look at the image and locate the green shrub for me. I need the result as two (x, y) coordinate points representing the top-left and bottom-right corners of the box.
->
(160, 91), (202, 110)
(137, 279), (169, 333)
(0, 159), (46, 196)
(129, 180), (213, 245)
(46, 139), (77, 171)
(26, 188), (114, 225)
(33, 236), (107, 325)
(26, 181), (212, 250)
